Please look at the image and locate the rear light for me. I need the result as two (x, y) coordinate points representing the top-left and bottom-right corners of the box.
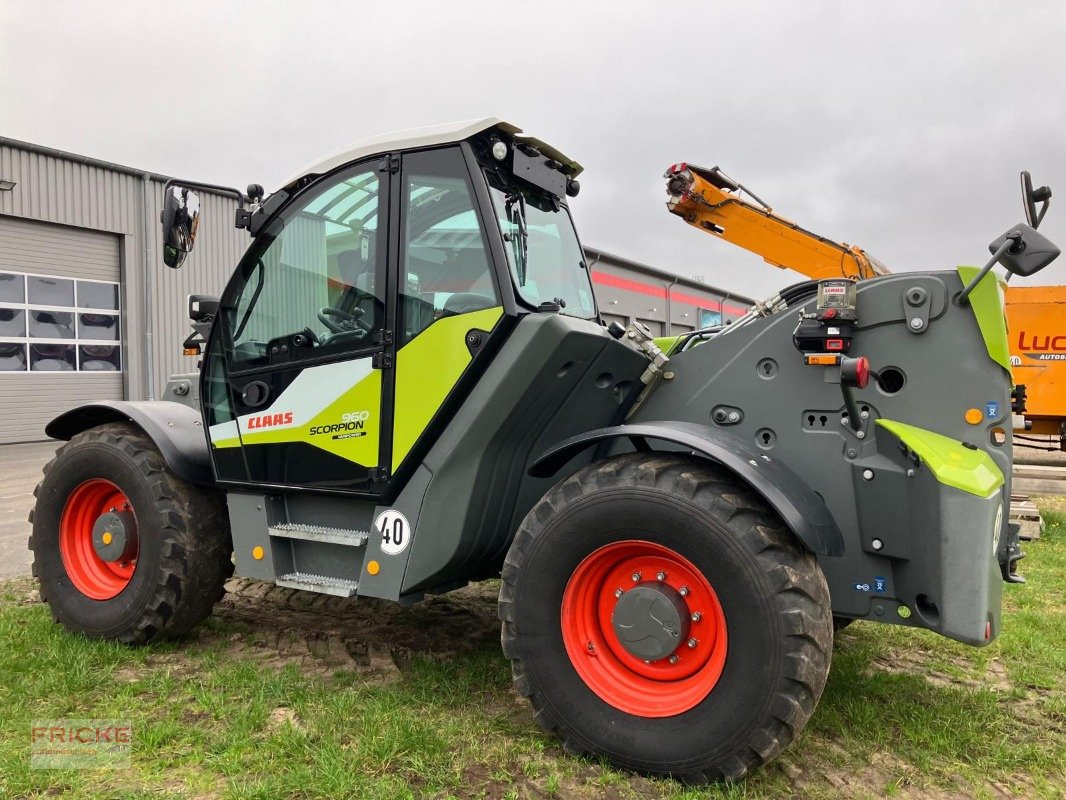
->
(840, 356), (870, 389)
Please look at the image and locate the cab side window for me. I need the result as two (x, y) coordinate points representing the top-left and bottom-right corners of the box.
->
(399, 149), (499, 346)
(228, 167), (385, 367)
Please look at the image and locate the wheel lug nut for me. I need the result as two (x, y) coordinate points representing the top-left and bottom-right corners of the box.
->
(668, 655), (679, 664)
(687, 638), (698, 649)
(679, 586), (690, 597)
(586, 641), (595, 652)
(656, 571), (667, 581)
(691, 611), (702, 622)
(614, 588), (624, 598)
(631, 572), (641, 582)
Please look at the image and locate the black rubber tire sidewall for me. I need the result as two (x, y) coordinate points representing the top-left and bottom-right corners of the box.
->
(34, 437), (171, 638)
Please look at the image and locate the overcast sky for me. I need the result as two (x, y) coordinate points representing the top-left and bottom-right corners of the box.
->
(2, 1), (1065, 298)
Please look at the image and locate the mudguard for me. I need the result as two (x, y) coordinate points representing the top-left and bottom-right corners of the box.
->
(529, 420), (845, 557)
(45, 401), (214, 487)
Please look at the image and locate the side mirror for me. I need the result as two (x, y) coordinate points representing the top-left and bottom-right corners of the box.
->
(161, 185), (201, 268)
(188, 294), (219, 322)
(1021, 171), (1052, 229)
(989, 223), (1060, 278)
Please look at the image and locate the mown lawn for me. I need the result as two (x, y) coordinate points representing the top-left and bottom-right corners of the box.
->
(0, 509), (1063, 800)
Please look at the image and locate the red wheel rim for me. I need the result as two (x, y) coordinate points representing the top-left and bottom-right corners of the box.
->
(561, 540), (727, 717)
(59, 479), (138, 600)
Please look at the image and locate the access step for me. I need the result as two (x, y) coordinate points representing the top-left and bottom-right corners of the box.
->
(275, 571), (359, 597)
(269, 523), (370, 546)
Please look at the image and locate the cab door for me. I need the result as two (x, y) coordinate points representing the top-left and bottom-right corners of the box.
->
(204, 158), (392, 492)
(387, 146), (506, 476)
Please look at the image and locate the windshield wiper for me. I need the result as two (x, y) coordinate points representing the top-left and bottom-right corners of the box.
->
(504, 192), (529, 285)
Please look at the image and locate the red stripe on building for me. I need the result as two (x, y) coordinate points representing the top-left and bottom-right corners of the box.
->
(591, 271), (748, 316)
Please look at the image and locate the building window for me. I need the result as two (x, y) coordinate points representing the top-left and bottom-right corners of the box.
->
(698, 307), (723, 328)
(0, 271), (121, 373)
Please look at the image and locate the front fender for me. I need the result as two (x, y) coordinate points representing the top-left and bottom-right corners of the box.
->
(45, 401), (214, 487)
(530, 420), (845, 557)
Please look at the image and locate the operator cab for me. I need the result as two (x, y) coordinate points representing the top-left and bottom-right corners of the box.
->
(159, 119), (602, 493)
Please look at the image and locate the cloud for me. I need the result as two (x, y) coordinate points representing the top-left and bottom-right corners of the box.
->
(2, 1), (1065, 297)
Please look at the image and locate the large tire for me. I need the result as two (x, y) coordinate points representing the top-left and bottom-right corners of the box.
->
(29, 422), (233, 644)
(499, 453), (833, 783)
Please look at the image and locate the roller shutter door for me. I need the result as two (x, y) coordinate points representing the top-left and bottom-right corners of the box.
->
(0, 216), (123, 443)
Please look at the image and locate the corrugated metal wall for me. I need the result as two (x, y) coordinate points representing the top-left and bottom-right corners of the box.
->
(0, 139), (246, 400)
(146, 180), (243, 395)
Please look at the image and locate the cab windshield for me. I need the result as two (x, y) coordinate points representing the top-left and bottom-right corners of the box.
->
(488, 181), (596, 319)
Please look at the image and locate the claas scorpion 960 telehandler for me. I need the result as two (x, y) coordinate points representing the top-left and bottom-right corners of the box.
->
(29, 119), (1059, 782)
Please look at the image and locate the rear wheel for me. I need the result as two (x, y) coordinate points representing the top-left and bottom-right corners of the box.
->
(499, 453), (833, 783)
(30, 423), (233, 644)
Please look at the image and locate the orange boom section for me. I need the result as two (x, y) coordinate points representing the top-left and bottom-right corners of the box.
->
(1005, 285), (1066, 436)
(663, 163), (890, 281)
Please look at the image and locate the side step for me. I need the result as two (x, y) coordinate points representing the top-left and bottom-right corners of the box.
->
(269, 523), (370, 547)
(275, 572), (359, 597)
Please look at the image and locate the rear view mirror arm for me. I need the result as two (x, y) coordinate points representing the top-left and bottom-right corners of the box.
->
(957, 234), (1018, 305)
(162, 179), (253, 230)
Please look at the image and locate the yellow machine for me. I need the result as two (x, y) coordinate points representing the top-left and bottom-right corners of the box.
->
(664, 163), (1064, 448)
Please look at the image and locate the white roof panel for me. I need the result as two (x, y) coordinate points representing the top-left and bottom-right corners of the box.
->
(279, 117), (581, 190)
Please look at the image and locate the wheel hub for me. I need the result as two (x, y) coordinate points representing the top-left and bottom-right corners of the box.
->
(560, 539), (729, 717)
(91, 509), (137, 563)
(611, 584), (691, 661)
(59, 479), (139, 600)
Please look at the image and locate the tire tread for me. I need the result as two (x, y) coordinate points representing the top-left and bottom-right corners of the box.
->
(29, 422), (233, 644)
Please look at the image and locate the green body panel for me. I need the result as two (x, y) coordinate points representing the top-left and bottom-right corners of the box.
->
(652, 335), (682, 355)
(956, 265), (1011, 373)
(392, 306), (504, 470)
(876, 419), (1005, 498)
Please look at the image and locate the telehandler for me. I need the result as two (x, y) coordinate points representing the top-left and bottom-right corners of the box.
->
(29, 119), (1059, 782)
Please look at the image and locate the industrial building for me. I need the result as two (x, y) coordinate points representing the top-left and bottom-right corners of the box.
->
(0, 136), (751, 444)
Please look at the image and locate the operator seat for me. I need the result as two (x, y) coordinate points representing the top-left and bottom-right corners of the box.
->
(440, 292), (495, 318)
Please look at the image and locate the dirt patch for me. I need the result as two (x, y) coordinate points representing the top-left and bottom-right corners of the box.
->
(207, 577), (501, 678)
(788, 743), (995, 800)
(265, 706), (305, 734)
(866, 649), (1013, 693)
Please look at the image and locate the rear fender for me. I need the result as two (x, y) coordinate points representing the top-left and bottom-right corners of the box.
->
(45, 401), (214, 486)
(530, 420), (845, 557)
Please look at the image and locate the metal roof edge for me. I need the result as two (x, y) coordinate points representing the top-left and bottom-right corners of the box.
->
(0, 136), (235, 198)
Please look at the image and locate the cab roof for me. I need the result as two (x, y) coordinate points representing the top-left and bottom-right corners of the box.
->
(280, 117), (582, 190)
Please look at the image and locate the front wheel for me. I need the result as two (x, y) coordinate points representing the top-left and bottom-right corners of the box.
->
(499, 453), (833, 783)
(30, 422), (233, 644)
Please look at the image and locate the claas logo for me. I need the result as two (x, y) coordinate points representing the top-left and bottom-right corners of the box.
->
(245, 411), (294, 430)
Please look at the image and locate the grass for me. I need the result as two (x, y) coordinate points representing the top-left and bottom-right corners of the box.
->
(1, 507), (1064, 799)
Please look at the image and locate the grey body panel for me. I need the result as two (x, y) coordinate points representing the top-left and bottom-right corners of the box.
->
(628, 270), (1011, 644)
(530, 420), (845, 556)
(45, 400), (213, 486)
(162, 372), (200, 410)
(397, 313), (647, 594)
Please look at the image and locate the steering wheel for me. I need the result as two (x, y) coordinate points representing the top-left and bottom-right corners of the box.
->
(318, 306), (370, 334)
